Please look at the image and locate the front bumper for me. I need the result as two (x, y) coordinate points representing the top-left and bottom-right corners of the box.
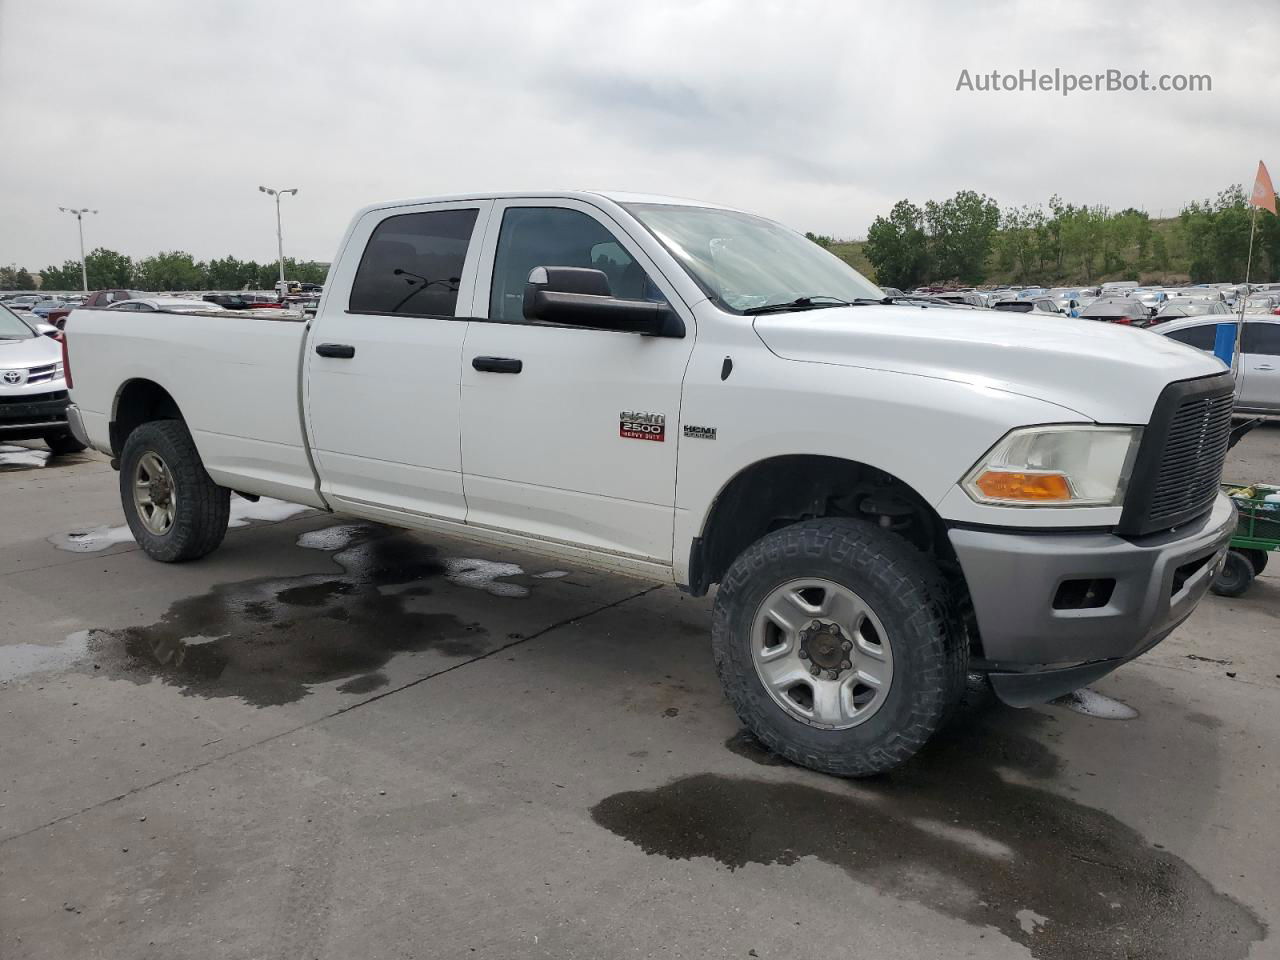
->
(0, 390), (70, 438)
(948, 493), (1236, 705)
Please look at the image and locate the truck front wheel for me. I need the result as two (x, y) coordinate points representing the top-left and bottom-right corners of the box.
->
(711, 518), (967, 777)
(119, 420), (230, 562)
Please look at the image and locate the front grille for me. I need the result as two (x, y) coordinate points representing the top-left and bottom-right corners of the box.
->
(25, 363), (61, 385)
(1119, 374), (1234, 536)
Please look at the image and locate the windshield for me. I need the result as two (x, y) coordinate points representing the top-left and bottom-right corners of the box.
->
(0, 304), (35, 339)
(624, 203), (882, 312)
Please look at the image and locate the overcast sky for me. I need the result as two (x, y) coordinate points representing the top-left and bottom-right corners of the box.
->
(1, 0), (1277, 269)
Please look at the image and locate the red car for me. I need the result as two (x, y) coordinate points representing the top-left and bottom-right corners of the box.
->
(47, 289), (147, 329)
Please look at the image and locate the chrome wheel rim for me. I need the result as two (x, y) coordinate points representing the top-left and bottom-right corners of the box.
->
(750, 578), (894, 730)
(133, 451), (177, 535)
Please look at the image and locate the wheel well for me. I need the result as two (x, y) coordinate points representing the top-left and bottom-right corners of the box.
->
(686, 455), (979, 653)
(110, 379), (183, 455)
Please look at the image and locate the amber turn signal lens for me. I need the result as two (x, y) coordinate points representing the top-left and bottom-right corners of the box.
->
(973, 470), (1072, 502)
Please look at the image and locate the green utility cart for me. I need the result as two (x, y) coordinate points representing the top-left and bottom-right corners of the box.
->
(1212, 483), (1280, 597)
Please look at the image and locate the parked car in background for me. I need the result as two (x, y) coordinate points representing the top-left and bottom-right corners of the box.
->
(1155, 299), (1234, 322)
(5, 295), (45, 312)
(202, 293), (255, 309)
(1079, 297), (1151, 326)
(0, 303), (84, 454)
(1132, 290), (1167, 317)
(31, 299), (72, 320)
(105, 297), (226, 314)
(1153, 315), (1280, 413)
(45, 289), (149, 328)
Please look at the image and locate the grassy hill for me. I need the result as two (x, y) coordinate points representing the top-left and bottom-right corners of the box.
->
(829, 216), (1195, 288)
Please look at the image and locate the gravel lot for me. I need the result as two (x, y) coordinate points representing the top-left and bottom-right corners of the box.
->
(1, 425), (1278, 959)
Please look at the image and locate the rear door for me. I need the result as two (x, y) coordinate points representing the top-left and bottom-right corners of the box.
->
(304, 199), (492, 520)
(458, 199), (695, 563)
(1240, 320), (1280, 413)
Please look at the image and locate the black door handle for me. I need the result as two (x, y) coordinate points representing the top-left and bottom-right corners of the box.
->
(315, 343), (355, 359)
(472, 356), (523, 374)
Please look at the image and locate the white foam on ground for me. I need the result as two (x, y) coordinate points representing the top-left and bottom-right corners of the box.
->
(1016, 909), (1049, 935)
(50, 497), (312, 552)
(1053, 687), (1139, 720)
(297, 524), (371, 552)
(0, 444), (49, 469)
(0, 630), (90, 682)
(532, 570), (569, 579)
(48, 523), (137, 554)
(228, 498), (312, 527)
(444, 558), (529, 598)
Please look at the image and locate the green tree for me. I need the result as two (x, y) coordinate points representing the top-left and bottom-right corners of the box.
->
(997, 204), (1045, 282)
(38, 261), (82, 290)
(864, 199), (929, 290)
(804, 231), (835, 248)
(0, 266), (37, 290)
(924, 190), (999, 283)
(206, 256), (262, 290)
(85, 248), (134, 288)
(133, 251), (207, 291)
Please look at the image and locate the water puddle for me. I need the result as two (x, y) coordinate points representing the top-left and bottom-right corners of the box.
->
(71, 526), (548, 705)
(593, 711), (1264, 960)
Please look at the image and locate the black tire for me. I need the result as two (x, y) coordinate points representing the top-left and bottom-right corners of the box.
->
(711, 518), (968, 778)
(1241, 549), (1269, 577)
(1211, 550), (1255, 598)
(119, 420), (230, 562)
(45, 431), (86, 455)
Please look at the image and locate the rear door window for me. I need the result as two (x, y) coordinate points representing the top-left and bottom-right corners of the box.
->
(349, 208), (480, 317)
(1164, 324), (1216, 351)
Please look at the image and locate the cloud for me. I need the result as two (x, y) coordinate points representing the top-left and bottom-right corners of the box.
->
(0, 0), (1276, 270)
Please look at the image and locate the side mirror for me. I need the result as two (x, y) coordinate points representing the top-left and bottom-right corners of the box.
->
(33, 322), (59, 338)
(523, 266), (683, 337)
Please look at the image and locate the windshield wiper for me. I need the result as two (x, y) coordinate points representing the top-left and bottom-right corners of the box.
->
(743, 295), (891, 315)
(743, 296), (853, 315)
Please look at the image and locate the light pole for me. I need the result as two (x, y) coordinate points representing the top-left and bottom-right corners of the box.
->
(57, 206), (97, 292)
(258, 185), (298, 298)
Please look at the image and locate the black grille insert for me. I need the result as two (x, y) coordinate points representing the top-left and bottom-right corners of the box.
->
(1119, 373), (1234, 537)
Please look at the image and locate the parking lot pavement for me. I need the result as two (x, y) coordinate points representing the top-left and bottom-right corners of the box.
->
(1, 437), (1277, 960)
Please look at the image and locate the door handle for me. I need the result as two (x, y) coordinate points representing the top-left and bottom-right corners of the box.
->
(315, 343), (355, 359)
(1256, 364), (1275, 371)
(472, 356), (523, 374)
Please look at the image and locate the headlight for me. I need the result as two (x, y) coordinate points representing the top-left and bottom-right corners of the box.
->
(962, 425), (1142, 507)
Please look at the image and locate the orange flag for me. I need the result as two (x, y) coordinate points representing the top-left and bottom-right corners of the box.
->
(1250, 161), (1276, 214)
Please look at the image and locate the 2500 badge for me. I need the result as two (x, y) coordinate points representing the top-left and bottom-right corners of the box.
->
(619, 411), (665, 442)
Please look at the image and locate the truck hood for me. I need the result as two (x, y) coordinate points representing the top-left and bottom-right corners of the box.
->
(752, 304), (1228, 423)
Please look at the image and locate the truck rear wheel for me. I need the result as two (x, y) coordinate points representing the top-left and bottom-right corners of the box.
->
(119, 420), (230, 562)
(711, 518), (967, 777)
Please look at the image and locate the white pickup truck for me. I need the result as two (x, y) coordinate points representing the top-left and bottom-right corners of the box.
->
(64, 191), (1236, 776)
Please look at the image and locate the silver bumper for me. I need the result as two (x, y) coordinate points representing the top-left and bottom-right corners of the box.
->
(949, 493), (1236, 704)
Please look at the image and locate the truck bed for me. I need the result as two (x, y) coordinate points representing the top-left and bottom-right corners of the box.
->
(66, 308), (326, 507)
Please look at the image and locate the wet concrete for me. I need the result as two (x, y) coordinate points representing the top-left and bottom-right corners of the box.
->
(77, 528), (504, 706)
(595, 707), (1266, 960)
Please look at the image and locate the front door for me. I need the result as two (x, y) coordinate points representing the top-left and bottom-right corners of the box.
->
(459, 200), (695, 563)
(305, 200), (491, 519)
